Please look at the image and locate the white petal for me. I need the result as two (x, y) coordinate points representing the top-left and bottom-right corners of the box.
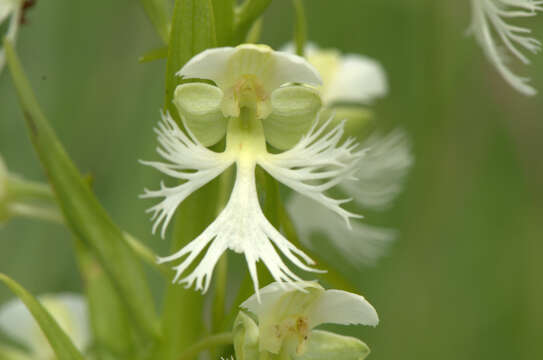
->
(258, 114), (364, 228)
(140, 112), (234, 238)
(340, 129), (413, 210)
(240, 281), (321, 316)
(470, 0), (542, 95)
(308, 289), (379, 328)
(0, 293), (90, 356)
(323, 54), (388, 105)
(287, 194), (395, 267)
(177, 44), (322, 93)
(158, 159), (319, 296)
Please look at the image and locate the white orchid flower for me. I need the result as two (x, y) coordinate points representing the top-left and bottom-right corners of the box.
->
(0, 293), (90, 359)
(303, 44), (388, 106)
(283, 45), (413, 266)
(469, 0), (543, 95)
(0, 0), (22, 75)
(239, 281), (378, 356)
(142, 44), (365, 297)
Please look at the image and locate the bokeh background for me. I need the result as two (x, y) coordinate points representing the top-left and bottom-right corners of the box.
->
(1, 1), (542, 359)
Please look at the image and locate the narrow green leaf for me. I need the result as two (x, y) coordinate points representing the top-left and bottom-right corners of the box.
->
(154, 2), (218, 358)
(245, 17), (262, 44)
(4, 40), (159, 340)
(140, 0), (171, 44)
(212, 0), (235, 45)
(292, 0), (307, 56)
(234, 0), (272, 43)
(138, 46), (168, 63)
(165, 0), (216, 119)
(0, 274), (85, 360)
(153, 176), (221, 360)
(74, 241), (136, 358)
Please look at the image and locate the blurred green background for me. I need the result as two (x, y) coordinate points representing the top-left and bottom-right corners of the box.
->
(1, 1), (542, 359)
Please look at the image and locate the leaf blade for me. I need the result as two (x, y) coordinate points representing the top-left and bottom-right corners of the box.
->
(3, 39), (159, 340)
(0, 274), (85, 360)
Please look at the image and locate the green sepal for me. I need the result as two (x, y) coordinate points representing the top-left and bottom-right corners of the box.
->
(293, 330), (370, 360)
(234, 0), (272, 43)
(0, 274), (85, 360)
(173, 83), (227, 146)
(320, 106), (376, 142)
(233, 312), (260, 360)
(263, 86), (322, 150)
(4, 40), (159, 340)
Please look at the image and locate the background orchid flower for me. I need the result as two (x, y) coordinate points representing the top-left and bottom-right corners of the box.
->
(236, 281), (376, 358)
(469, 0), (543, 95)
(284, 45), (413, 267)
(0, 293), (90, 359)
(142, 44), (366, 297)
(0, 0), (22, 75)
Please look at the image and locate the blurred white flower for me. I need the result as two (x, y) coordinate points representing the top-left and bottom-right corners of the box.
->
(142, 45), (365, 297)
(285, 45), (413, 267)
(0, 0), (22, 74)
(283, 43), (388, 105)
(240, 281), (378, 355)
(0, 293), (90, 359)
(469, 0), (542, 95)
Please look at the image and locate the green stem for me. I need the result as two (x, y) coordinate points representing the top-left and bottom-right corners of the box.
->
(177, 333), (234, 360)
(8, 203), (64, 224)
(123, 232), (172, 277)
(7, 176), (56, 202)
(292, 0), (307, 56)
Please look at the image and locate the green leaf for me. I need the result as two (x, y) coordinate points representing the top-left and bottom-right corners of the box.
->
(74, 241), (136, 358)
(139, 46), (168, 63)
(0, 345), (32, 360)
(293, 330), (370, 360)
(152, 177), (221, 360)
(234, 0), (272, 43)
(4, 40), (159, 340)
(153, 2), (218, 358)
(292, 0), (307, 56)
(165, 0), (217, 119)
(140, 0), (171, 43)
(0, 274), (85, 360)
(212, 0), (235, 45)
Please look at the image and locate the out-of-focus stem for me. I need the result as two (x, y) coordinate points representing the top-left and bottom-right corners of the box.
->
(177, 332), (233, 360)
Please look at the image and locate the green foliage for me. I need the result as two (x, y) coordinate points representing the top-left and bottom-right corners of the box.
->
(0, 274), (85, 360)
(3, 40), (159, 341)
